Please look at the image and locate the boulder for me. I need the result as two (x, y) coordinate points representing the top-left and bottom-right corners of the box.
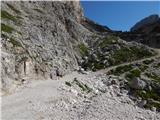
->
(130, 77), (146, 90)
(78, 67), (88, 74)
(137, 100), (147, 108)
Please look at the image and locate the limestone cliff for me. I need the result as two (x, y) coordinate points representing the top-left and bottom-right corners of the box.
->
(1, 1), (93, 92)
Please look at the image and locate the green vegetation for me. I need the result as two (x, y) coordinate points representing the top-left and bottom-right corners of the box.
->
(1, 33), (8, 38)
(145, 72), (160, 84)
(6, 3), (21, 14)
(130, 47), (154, 58)
(109, 64), (133, 76)
(144, 101), (160, 110)
(99, 35), (118, 48)
(1, 23), (15, 33)
(111, 47), (153, 65)
(125, 69), (141, 81)
(65, 81), (72, 87)
(1, 10), (16, 21)
(138, 64), (148, 72)
(143, 59), (154, 65)
(111, 48), (131, 64)
(33, 8), (44, 13)
(73, 78), (92, 93)
(78, 43), (89, 56)
(93, 62), (105, 71)
(130, 69), (141, 77)
(135, 90), (160, 101)
(133, 89), (160, 110)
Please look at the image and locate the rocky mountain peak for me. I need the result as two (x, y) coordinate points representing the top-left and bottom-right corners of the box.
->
(130, 14), (160, 32)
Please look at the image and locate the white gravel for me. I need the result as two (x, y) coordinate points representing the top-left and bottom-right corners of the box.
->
(1, 71), (160, 120)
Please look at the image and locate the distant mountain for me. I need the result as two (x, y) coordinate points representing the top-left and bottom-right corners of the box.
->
(130, 14), (160, 33)
(115, 14), (160, 48)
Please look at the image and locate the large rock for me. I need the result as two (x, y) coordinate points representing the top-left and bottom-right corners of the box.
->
(130, 77), (147, 90)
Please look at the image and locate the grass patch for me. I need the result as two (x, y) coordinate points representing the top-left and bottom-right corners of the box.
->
(130, 69), (141, 77)
(145, 72), (160, 84)
(138, 64), (148, 72)
(125, 69), (141, 81)
(99, 35), (118, 48)
(78, 43), (89, 56)
(65, 81), (72, 87)
(6, 3), (21, 14)
(109, 64), (133, 76)
(110, 46), (154, 65)
(111, 48), (131, 64)
(132, 89), (160, 111)
(1, 10), (16, 21)
(134, 90), (160, 101)
(144, 101), (160, 111)
(73, 78), (92, 93)
(1, 23), (15, 33)
(92, 62), (105, 71)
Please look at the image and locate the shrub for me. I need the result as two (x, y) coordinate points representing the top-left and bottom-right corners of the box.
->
(110, 64), (133, 75)
(73, 79), (92, 93)
(1, 23), (15, 33)
(145, 72), (160, 84)
(125, 69), (141, 81)
(78, 43), (89, 56)
(130, 69), (141, 77)
(65, 81), (72, 87)
(1, 10), (16, 21)
(138, 64), (148, 72)
(99, 35), (118, 48)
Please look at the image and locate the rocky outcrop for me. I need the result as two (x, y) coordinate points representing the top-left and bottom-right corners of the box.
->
(1, 1), (94, 93)
(130, 14), (160, 33)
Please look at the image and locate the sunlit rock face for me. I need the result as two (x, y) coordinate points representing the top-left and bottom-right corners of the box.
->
(1, 1), (94, 92)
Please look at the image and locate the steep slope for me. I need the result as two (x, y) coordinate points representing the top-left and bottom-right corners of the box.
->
(130, 14), (160, 33)
(1, 1), (94, 93)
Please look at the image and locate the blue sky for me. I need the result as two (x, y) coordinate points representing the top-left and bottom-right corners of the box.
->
(81, 1), (160, 31)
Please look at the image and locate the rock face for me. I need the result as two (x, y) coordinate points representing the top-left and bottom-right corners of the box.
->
(130, 77), (146, 90)
(130, 14), (160, 32)
(1, 1), (94, 92)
